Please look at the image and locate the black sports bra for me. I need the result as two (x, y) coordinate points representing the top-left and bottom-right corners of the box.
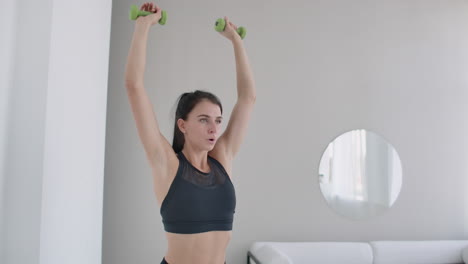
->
(160, 152), (236, 234)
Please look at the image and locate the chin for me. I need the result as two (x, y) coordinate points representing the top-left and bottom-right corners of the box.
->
(207, 144), (216, 151)
(197, 144), (214, 152)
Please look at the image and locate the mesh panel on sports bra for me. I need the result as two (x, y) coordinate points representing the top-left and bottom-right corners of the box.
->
(179, 153), (226, 189)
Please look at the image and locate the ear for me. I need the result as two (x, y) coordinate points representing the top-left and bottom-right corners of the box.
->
(177, 118), (186, 134)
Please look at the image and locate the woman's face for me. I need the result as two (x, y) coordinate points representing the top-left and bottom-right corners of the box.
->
(179, 100), (223, 151)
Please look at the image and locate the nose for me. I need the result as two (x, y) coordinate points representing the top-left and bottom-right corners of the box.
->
(208, 122), (217, 134)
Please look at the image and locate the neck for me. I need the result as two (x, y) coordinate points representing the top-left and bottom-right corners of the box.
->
(181, 146), (210, 172)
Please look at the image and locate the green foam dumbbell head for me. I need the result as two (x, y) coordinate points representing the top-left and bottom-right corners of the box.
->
(129, 5), (139, 20)
(129, 5), (167, 25)
(214, 18), (226, 32)
(237, 26), (246, 39)
(214, 18), (246, 39)
(159, 10), (167, 25)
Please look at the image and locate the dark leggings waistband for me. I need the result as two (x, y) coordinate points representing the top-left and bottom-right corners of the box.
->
(161, 257), (226, 264)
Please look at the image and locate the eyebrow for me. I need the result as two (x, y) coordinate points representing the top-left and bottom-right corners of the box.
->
(197, 114), (223, 119)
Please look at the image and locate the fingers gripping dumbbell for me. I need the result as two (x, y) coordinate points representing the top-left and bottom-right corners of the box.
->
(129, 5), (167, 25)
(214, 18), (246, 39)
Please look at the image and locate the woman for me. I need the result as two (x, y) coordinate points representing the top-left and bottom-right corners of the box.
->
(125, 2), (256, 264)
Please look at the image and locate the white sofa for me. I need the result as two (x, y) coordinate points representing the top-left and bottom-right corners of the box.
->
(247, 241), (468, 264)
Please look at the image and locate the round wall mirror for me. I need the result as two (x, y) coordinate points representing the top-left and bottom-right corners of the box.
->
(318, 129), (403, 220)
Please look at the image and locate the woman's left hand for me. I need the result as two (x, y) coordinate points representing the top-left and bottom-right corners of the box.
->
(219, 16), (242, 42)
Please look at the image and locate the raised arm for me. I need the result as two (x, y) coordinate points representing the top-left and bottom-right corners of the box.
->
(214, 17), (257, 161)
(125, 3), (176, 171)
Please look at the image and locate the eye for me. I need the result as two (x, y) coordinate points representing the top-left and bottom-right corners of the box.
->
(200, 118), (208, 123)
(216, 120), (222, 124)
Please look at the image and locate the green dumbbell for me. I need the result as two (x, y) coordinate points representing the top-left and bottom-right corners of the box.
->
(129, 5), (167, 25)
(214, 18), (246, 39)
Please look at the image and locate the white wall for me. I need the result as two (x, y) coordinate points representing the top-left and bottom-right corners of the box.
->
(0, 0), (18, 262)
(39, 0), (112, 263)
(1, 0), (112, 263)
(2, 0), (53, 262)
(104, 1), (468, 264)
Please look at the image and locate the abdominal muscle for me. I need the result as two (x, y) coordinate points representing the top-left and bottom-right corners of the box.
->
(164, 230), (231, 264)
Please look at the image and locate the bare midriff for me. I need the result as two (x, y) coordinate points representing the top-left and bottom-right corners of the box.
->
(164, 230), (231, 264)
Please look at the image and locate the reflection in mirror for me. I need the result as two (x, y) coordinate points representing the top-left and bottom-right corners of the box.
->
(319, 129), (402, 220)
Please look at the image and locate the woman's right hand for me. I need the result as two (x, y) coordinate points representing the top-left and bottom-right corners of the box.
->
(136, 2), (162, 26)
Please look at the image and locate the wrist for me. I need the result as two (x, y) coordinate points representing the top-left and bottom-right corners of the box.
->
(231, 36), (243, 45)
(135, 20), (152, 31)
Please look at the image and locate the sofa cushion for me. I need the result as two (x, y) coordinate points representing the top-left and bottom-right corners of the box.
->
(250, 242), (372, 264)
(371, 240), (468, 264)
(250, 244), (292, 264)
(462, 246), (468, 263)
